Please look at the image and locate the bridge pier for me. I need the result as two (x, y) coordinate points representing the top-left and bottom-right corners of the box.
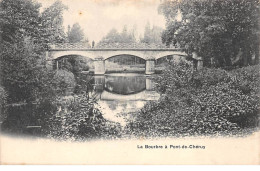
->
(192, 52), (203, 70)
(197, 59), (203, 70)
(146, 78), (155, 91)
(94, 58), (105, 75)
(145, 59), (155, 75)
(46, 60), (54, 70)
(94, 75), (105, 92)
(55, 60), (59, 69)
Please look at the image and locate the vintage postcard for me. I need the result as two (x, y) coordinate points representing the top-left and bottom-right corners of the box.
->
(0, 0), (259, 165)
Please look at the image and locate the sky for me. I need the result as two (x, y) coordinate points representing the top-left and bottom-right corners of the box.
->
(39, 0), (166, 43)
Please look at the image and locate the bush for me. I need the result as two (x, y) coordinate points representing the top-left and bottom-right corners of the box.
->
(52, 70), (76, 96)
(192, 68), (231, 87)
(47, 94), (121, 140)
(60, 56), (92, 73)
(191, 66), (259, 127)
(0, 86), (8, 123)
(127, 63), (260, 137)
(153, 61), (194, 94)
(230, 65), (260, 96)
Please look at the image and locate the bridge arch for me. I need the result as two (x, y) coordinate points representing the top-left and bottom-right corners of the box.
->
(104, 54), (146, 74)
(100, 90), (158, 101)
(53, 54), (94, 71)
(54, 54), (94, 61)
(155, 51), (187, 60)
(104, 54), (146, 61)
(102, 51), (147, 60)
(104, 87), (146, 95)
(156, 54), (187, 65)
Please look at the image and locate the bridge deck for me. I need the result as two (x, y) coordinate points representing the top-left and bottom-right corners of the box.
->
(47, 43), (187, 61)
(49, 48), (183, 51)
(48, 43), (183, 51)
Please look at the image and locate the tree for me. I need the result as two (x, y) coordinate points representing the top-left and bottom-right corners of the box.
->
(97, 26), (137, 46)
(141, 22), (164, 45)
(0, 0), (41, 43)
(40, 0), (68, 45)
(67, 23), (85, 43)
(142, 22), (152, 43)
(120, 25), (135, 43)
(130, 24), (138, 42)
(1, 37), (56, 102)
(0, 0), (42, 102)
(159, 0), (260, 67)
(120, 25), (128, 43)
(0, 0), (68, 103)
(97, 28), (121, 45)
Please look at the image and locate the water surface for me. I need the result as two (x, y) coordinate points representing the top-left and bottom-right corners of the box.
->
(90, 74), (160, 126)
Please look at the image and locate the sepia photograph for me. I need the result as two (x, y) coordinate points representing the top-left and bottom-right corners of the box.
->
(0, 0), (259, 165)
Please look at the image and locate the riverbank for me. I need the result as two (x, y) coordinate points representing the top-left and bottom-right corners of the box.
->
(125, 64), (260, 138)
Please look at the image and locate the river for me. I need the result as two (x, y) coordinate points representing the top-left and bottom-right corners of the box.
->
(89, 73), (160, 126)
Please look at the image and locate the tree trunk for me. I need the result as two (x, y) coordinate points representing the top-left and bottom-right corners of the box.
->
(242, 47), (249, 66)
(225, 55), (232, 66)
(255, 42), (260, 65)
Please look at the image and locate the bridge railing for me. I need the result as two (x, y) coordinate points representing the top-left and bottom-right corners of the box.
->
(48, 43), (178, 50)
(49, 43), (91, 50)
(95, 42), (173, 49)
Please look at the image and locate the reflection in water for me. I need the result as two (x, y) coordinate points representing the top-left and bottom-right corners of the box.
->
(104, 74), (146, 95)
(97, 100), (146, 127)
(89, 74), (160, 126)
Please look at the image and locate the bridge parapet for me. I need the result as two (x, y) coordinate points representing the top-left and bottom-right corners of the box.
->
(48, 43), (178, 50)
(49, 43), (91, 50)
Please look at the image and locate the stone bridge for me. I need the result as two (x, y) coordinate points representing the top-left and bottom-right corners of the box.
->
(46, 43), (188, 74)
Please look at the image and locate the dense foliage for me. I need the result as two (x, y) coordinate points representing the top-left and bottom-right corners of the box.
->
(57, 56), (92, 73)
(1, 37), (57, 103)
(52, 70), (76, 96)
(40, 0), (68, 45)
(159, 0), (260, 67)
(0, 0), (68, 103)
(127, 63), (260, 137)
(0, 86), (7, 122)
(47, 95), (121, 140)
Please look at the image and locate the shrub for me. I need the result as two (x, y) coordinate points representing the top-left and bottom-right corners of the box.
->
(193, 82), (259, 128)
(192, 68), (231, 87)
(52, 70), (76, 96)
(47, 94), (121, 140)
(0, 86), (8, 123)
(230, 65), (260, 96)
(60, 56), (92, 73)
(153, 61), (194, 94)
(127, 63), (260, 137)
